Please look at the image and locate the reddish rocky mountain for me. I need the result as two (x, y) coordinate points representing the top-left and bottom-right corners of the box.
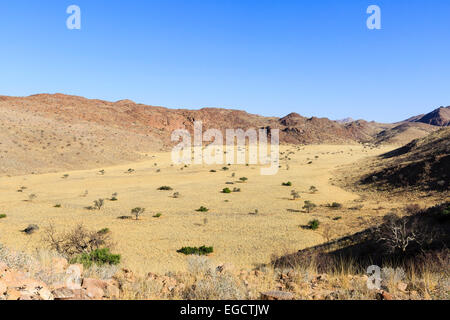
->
(0, 93), (445, 175)
(403, 106), (450, 127)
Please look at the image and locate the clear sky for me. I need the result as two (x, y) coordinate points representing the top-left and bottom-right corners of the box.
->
(1, 0), (449, 122)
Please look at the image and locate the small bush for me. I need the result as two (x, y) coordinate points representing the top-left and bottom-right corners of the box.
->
(222, 188), (232, 194)
(239, 177), (248, 183)
(233, 188), (241, 192)
(0, 214), (7, 219)
(222, 167), (229, 171)
(308, 219), (320, 230)
(157, 186), (173, 191)
(282, 182), (292, 186)
(153, 213), (162, 218)
(110, 193), (118, 201)
(309, 186), (318, 193)
(70, 248), (121, 268)
(172, 192), (181, 198)
(333, 216), (342, 221)
(98, 228), (110, 235)
(196, 206), (209, 212)
(210, 170), (216, 173)
(291, 190), (300, 200)
(303, 200), (317, 213)
(177, 246), (214, 256)
(328, 202), (343, 209)
(54, 204), (61, 208)
(131, 207), (145, 220)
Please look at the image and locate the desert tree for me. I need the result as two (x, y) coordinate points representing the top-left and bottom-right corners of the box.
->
(303, 201), (317, 213)
(131, 207), (145, 220)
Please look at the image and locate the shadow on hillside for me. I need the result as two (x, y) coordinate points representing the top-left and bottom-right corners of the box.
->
(273, 202), (450, 274)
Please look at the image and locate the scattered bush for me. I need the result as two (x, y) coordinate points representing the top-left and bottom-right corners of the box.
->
(309, 186), (318, 193)
(131, 207), (145, 220)
(239, 177), (248, 183)
(308, 219), (320, 230)
(196, 206), (209, 212)
(222, 188), (232, 194)
(172, 192), (181, 198)
(93, 199), (105, 210)
(153, 213), (162, 218)
(282, 182), (292, 186)
(222, 167), (229, 171)
(328, 202), (343, 209)
(0, 214), (7, 219)
(291, 190), (300, 200)
(43, 224), (114, 258)
(303, 201), (317, 213)
(177, 246), (214, 256)
(54, 204), (61, 208)
(210, 170), (217, 173)
(233, 188), (241, 192)
(98, 228), (110, 235)
(22, 224), (39, 235)
(71, 248), (121, 268)
(110, 193), (118, 201)
(158, 186), (173, 191)
(333, 216), (342, 221)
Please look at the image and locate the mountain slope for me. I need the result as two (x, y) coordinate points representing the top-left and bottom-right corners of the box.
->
(360, 128), (450, 191)
(404, 106), (450, 127)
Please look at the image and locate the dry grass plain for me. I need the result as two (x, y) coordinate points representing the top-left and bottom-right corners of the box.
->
(1, 144), (433, 274)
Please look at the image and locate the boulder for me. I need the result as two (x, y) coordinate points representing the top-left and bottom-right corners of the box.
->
(82, 278), (108, 300)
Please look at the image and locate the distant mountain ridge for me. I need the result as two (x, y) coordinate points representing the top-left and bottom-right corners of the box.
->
(0, 93), (447, 175)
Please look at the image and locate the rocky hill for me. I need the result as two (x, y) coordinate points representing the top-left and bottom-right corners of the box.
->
(0, 93), (446, 175)
(361, 128), (450, 191)
(404, 106), (450, 127)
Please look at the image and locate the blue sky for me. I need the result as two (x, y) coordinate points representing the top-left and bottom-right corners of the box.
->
(0, 0), (449, 122)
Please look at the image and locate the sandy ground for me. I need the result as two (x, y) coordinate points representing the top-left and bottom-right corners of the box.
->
(0, 144), (400, 274)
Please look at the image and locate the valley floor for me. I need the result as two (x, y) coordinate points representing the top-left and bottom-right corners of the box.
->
(0, 144), (443, 274)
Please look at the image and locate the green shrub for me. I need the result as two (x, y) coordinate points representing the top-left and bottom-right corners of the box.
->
(153, 213), (162, 218)
(222, 167), (229, 171)
(97, 228), (110, 235)
(222, 188), (232, 194)
(70, 248), (121, 268)
(54, 204), (61, 208)
(282, 182), (292, 186)
(196, 206), (209, 212)
(0, 214), (6, 219)
(308, 219), (320, 230)
(177, 246), (214, 256)
(239, 177), (248, 182)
